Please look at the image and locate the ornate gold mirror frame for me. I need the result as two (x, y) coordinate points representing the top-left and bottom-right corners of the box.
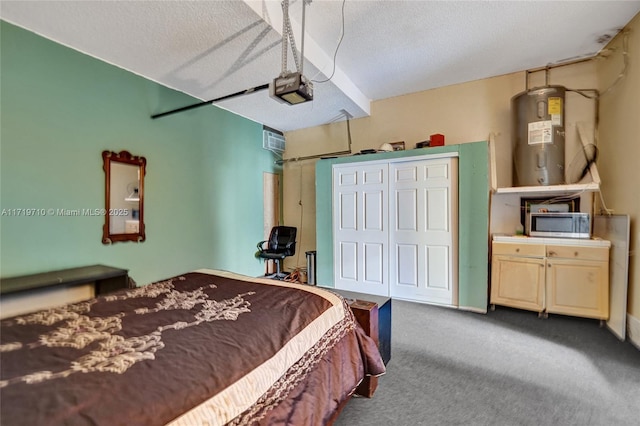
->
(102, 150), (146, 244)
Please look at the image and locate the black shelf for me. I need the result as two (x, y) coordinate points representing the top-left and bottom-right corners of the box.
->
(1, 265), (130, 296)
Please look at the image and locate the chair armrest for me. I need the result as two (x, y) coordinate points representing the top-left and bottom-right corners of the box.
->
(257, 240), (268, 251)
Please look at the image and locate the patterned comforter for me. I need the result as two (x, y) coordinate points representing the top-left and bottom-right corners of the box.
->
(0, 269), (385, 425)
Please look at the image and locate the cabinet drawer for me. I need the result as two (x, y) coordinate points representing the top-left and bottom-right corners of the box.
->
(493, 242), (544, 257)
(546, 245), (609, 261)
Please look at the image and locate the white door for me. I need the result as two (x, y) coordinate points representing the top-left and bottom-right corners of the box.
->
(333, 163), (389, 296)
(389, 158), (458, 305)
(263, 172), (280, 274)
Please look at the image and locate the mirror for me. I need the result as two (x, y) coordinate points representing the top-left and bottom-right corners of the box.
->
(102, 150), (146, 244)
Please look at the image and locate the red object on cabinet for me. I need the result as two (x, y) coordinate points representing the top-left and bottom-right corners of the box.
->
(430, 133), (445, 146)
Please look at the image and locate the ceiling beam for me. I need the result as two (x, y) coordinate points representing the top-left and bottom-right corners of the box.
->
(242, 0), (370, 116)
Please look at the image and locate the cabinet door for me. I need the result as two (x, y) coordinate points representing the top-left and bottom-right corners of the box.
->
(491, 255), (545, 312)
(546, 259), (609, 319)
(333, 163), (389, 296)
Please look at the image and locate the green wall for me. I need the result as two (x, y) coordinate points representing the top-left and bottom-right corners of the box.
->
(0, 21), (279, 285)
(315, 141), (490, 312)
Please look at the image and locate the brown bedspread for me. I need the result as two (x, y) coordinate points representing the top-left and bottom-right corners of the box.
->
(0, 269), (385, 425)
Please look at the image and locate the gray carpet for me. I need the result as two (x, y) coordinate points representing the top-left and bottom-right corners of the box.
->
(336, 300), (640, 426)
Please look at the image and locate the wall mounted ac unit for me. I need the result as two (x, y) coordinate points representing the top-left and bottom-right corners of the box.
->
(263, 127), (285, 153)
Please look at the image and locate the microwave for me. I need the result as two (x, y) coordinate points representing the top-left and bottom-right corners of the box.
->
(528, 212), (591, 238)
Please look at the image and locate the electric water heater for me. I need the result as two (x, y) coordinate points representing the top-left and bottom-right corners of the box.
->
(512, 85), (566, 186)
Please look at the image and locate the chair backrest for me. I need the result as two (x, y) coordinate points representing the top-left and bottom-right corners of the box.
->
(268, 226), (297, 256)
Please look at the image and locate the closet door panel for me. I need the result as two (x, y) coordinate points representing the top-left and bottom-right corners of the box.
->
(338, 241), (358, 281)
(426, 188), (449, 231)
(364, 242), (385, 284)
(396, 244), (418, 286)
(338, 191), (357, 230)
(396, 189), (418, 231)
(426, 245), (450, 290)
(333, 163), (389, 296)
(364, 191), (384, 231)
(334, 156), (457, 302)
(390, 158), (457, 305)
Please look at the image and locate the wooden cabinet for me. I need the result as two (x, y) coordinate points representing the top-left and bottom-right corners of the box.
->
(491, 237), (610, 320)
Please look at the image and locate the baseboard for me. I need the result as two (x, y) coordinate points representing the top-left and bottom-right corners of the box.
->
(628, 314), (640, 351)
(458, 305), (488, 314)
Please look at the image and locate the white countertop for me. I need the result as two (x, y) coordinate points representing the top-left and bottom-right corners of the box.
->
(493, 234), (611, 247)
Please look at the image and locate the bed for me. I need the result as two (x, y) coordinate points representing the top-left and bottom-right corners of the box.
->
(0, 269), (385, 425)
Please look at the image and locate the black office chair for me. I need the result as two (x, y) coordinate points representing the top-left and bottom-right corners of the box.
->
(256, 226), (297, 280)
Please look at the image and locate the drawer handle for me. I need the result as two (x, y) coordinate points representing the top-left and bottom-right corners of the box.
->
(515, 248), (520, 253)
(574, 251), (579, 257)
(548, 251), (557, 256)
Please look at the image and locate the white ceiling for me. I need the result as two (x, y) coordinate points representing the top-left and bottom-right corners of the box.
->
(2, 1), (639, 132)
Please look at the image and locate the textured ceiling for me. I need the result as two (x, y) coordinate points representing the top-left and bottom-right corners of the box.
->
(2, 1), (639, 132)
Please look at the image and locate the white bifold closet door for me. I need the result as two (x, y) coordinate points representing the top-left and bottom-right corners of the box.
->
(389, 158), (458, 305)
(333, 163), (389, 296)
(333, 156), (458, 304)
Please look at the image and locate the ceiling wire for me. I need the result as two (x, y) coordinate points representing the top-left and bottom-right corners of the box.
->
(599, 30), (630, 98)
(563, 30), (629, 100)
(312, 0), (346, 84)
(274, 109), (353, 165)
